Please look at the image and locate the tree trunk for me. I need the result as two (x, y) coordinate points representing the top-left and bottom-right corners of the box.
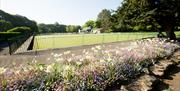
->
(163, 22), (176, 40)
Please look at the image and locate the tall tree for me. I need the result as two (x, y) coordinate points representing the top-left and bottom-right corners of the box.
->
(97, 9), (112, 32)
(154, 0), (180, 40)
(115, 0), (180, 39)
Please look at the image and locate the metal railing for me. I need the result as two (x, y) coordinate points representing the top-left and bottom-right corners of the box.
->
(7, 35), (31, 54)
(33, 32), (158, 50)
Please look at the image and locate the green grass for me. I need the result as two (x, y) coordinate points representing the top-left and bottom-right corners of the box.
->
(33, 32), (180, 50)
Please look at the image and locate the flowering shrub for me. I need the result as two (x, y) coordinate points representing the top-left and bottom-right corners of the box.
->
(0, 38), (179, 90)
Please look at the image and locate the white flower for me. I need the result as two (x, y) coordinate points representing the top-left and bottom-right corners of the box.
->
(32, 59), (37, 64)
(53, 53), (59, 57)
(100, 59), (105, 63)
(45, 65), (53, 73)
(59, 53), (63, 56)
(105, 50), (109, 54)
(71, 54), (75, 57)
(76, 61), (82, 66)
(64, 51), (71, 55)
(39, 66), (44, 71)
(0, 67), (6, 74)
(85, 55), (91, 59)
(64, 65), (71, 70)
(83, 49), (86, 53)
(67, 58), (72, 62)
(115, 51), (120, 54)
(56, 58), (64, 62)
(95, 45), (101, 50)
(107, 58), (112, 62)
(91, 47), (95, 50)
(85, 51), (89, 55)
(51, 52), (54, 55)
(80, 58), (84, 62)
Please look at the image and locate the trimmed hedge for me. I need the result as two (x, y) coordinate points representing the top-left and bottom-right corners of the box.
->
(0, 32), (22, 40)
(7, 27), (32, 34)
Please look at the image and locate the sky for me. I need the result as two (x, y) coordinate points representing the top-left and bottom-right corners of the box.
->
(1, 0), (123, 25)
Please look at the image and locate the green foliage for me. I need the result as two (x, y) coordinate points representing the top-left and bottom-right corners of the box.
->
(66, 25), (80, 33)
(7, 27), (32, 34)
(111, 0), (180, 39)
(0, 32), (22, 40)
(133, 25), (146, 31)
(97, 9), (112, 32)
(0, 10), (38, 33)
(38, 23), (67, 33)
(38, 23), (81, 33)
(0, 20), (13, 32)
(83, 20), (95, 28)
(95, 20), (101, 28)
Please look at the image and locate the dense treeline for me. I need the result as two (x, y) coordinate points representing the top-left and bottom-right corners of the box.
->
(0, 10), (38, 33)
(0, 10), (38, 41)
(38, 22), (81, 33)
(89, 0), (180, 39)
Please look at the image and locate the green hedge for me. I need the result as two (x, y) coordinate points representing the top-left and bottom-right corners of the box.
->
(7, 27), (32, 34)
(0, 32), (22, 40)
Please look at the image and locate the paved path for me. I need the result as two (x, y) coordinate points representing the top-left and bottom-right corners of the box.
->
(164, 51), (180, 91)
(0, 42), (9, 55)
(0, 41), (131, 67)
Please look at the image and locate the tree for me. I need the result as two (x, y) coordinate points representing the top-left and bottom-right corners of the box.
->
(153, 0), (180, 40)
(66, 25), (80, 33)
(38, 23), (67, 33)
(83, 20), (95, 28)
(114, 0), (180, 39)
(0, 10), (38, 33)
(97, 9), (112, 32)
(0, 20), (13, 32)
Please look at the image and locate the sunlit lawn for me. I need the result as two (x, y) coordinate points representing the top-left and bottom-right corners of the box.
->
(33, 32), (180, 50)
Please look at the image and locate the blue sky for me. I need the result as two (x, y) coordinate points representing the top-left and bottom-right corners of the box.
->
(1, 0), (122, 25)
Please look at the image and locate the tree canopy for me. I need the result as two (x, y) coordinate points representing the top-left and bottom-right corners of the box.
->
(112, 0), (180, 39)
(0, 10), (38, 33)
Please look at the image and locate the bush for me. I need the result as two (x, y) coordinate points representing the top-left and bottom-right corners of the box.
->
(0, 32), (22, 40)
(7, 27), (32, 34)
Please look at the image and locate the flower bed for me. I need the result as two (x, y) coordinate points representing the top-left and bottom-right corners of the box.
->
(0, 38), (179, 90)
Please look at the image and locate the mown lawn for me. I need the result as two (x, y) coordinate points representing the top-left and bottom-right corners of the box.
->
(33, 32), (180, 50)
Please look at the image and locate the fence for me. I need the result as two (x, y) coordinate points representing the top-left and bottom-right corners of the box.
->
(8, 35), (31, 54)
(33, 32), (158, 50)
